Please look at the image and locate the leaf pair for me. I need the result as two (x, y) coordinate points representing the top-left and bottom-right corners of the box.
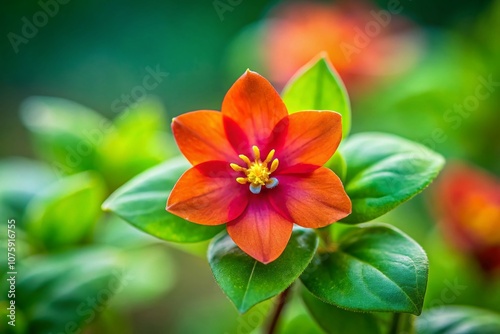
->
(208, 223), (427, 315)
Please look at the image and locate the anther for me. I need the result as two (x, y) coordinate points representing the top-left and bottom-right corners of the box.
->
(270, 159), (279, 173)
(264, 149), (275, 164)
(265, 177), (279, 189)
(239, 154), (252, 167)
(252, 146), (261, 161)
(249, 184), (262, 194)
(236, 177), (247, 184)
(230, 163), (246, 172)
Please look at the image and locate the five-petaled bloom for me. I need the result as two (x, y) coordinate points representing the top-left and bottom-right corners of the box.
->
(166, 70), (351, 264)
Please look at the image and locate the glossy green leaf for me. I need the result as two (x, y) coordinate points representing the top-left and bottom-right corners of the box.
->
(340, 133), (445, 224)
(102, 157), (224, 243)
(208, 228), (319, 313)
(301, 223), (428, 315)
(282, 54), (351, 137)
(20, 96), (111, 176)
(97, 97), (177, 189)
(416, 306), (500, 334)
(301, 288), (382, 334)
(24, 172), (106, 249)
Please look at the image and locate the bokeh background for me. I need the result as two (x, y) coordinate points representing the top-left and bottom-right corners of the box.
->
(1, 0), (499, 333)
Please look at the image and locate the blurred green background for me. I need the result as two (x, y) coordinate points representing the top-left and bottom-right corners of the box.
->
(1, 0), (500, 333)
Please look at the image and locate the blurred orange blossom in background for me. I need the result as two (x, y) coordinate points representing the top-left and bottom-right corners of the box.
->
(260, 0), (425, 92)
(433, 163), (500, 276)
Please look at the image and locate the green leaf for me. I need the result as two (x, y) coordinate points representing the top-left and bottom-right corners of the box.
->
(416, 306), (500, 334)
(282, 54), (351, 138)
(340, 132), (445, 224)
(301, 287), (382, 334)
(208, 228), (319, 313)
(301, 223), (428, 315)
(20, 97), (111, 176)
(102, 157), (224, 243)
(97, 97), (177, 189)
(24, 172), (106, 249)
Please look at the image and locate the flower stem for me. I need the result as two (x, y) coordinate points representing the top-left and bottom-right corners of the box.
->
(388, 312), (415, 334)
(266, 285), (292, 334)
(388, 312), (401, 334)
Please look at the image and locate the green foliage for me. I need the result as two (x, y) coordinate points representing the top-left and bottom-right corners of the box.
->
(24, 171), (106, 250)
(301, 288), (382, 334)
(102, 157), (224, 243)
(107, 245), (176, 310)
(20, 96), (176, 189)
(1, 248), (123, 334)
(339, 133), (445, 224)
(20, 97), (109, 174)
(208, 228), (318, 313)
(96, 97), (176, 189)
(301, 223), (428, 315)
(416, 306), (500, 334)
(282, 55), (351, 138)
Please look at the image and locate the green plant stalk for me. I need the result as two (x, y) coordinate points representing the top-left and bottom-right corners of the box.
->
(266, 285), (292, 334)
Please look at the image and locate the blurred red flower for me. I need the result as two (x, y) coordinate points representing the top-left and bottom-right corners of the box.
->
(262, 1), (422, 92)
(434, 163), (500, 274)
(166, 70), (351, 263)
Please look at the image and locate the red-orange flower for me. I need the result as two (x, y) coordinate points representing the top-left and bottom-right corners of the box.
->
(434, 163), (500, 274)
(166, 70), (351, 263)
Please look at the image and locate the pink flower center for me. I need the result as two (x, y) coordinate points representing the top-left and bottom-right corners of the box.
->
(230, 145), (279, 194)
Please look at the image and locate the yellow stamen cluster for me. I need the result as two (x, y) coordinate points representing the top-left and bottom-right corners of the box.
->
(230, 146), (279, 194)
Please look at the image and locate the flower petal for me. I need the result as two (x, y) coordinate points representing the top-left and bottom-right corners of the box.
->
(270, 167), (351, 228)
(227, 194), (293, 264)
(172, 110), (238, 165)
(276, 111), (342, 171)
(167, 161), (248, 225)
(222, 70), (288, 153)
